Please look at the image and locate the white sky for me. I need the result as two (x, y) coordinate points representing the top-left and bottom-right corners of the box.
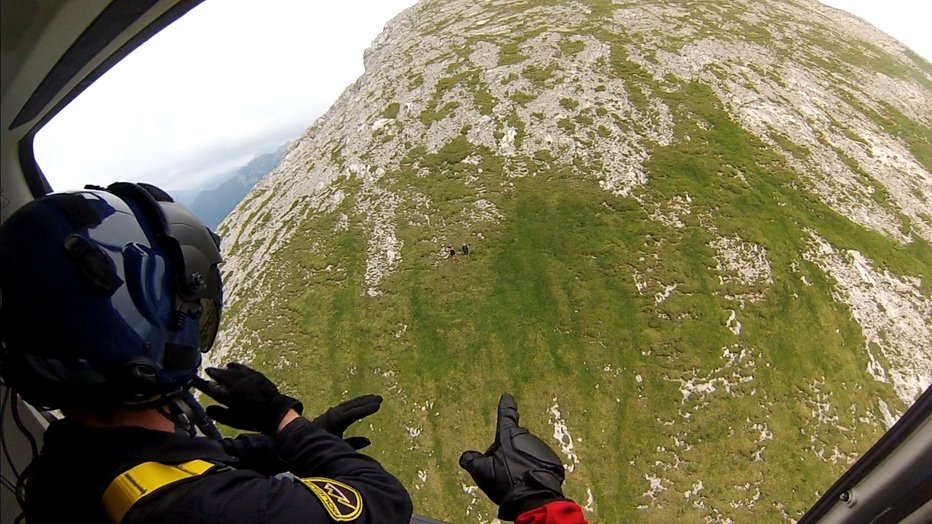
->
(820, 0), (931, 60)
(34, 0), (931, 193)
(35, 0), (418, 192)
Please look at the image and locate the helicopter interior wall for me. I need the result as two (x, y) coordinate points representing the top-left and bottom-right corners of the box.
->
(0, 389), (48, 524)
(3, 0), (109, 221)
(1, 0), (202, 221)
(1, 2), (202, 522)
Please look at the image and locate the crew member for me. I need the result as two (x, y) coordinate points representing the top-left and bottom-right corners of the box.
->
(0, 183), (413, 523)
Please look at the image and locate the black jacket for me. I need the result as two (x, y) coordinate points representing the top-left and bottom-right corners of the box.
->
(25, 417), (413, 523)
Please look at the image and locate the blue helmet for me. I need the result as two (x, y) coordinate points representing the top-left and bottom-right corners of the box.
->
(0, 183), (223, 410)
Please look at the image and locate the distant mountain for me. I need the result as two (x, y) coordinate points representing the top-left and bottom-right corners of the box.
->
(168, 187), (202, 208)
(213, 0), (931, 521)
(187, 144), (290, 229)
(170, 167), (244, 208)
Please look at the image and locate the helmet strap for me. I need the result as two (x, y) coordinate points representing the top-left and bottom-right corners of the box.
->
(158, 399), (195, 437)
(162, 392), (222, 440)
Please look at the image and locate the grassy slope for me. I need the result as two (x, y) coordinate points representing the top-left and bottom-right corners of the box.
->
(224, 1), (931, 521)
(243, 89), (928, 518)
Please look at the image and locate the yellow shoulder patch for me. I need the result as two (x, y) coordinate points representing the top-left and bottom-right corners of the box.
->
(296, 477), (364, 521)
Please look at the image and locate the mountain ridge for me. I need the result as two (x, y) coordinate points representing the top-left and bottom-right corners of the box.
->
(211, 1), (931, 520)
(188, 143), (290, 228)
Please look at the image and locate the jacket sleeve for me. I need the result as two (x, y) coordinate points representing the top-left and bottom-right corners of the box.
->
(275, 417), (389, 478)
(515, 501), (590, 524)
(127, 418), (412, 523)
(274, 417), (413, 518)
(221, 433), (288, 476)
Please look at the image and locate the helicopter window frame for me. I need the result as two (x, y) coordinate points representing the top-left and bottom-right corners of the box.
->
(15, 0), (203, 198)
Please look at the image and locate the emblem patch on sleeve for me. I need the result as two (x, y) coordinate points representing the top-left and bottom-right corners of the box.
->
(297, 477), (363, 521)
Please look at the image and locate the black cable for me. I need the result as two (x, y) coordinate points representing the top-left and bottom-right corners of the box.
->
(1, 388), (40, 519)
(158, 401), (193, 437)
(10, 394), (39, 458)
(0, 472), (17, 493)
(14, 459), (33, 510)
(0, 388), (22, 479)
(178, 391), (222, 440)
(1, 390), (28, 523)
(1, 368), (35, 522)
(0, 469), (24, 524)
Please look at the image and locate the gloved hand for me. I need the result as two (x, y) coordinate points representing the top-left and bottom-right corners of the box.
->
(310, 394), (382, 450)
(194, 362), (303, 435)
(459, 394), (566, 521)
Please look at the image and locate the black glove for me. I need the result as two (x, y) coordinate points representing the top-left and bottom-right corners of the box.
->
(194, 362), (303, 435)
(310, 394), (382, 450)
(459, 394), (566, 521)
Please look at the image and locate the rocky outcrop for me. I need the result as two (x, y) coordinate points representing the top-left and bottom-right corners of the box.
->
(213, 1), (931, 521)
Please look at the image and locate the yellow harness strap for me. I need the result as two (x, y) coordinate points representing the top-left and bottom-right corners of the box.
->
(102, 459), (216, 523)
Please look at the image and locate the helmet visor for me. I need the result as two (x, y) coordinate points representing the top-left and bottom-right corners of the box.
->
(199, 297), (221, 352)
(197, 266), (222, 352)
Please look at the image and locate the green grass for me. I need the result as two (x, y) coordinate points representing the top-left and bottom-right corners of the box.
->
(559, 39), (586, 55)
(216, 1), (931, 521)
(524, 63), (559, 84)
(224, 82), (925, 516)
(512, 91), (536, 105)
(474, 89), (496, 115)
(560, 97), (580, 111)
(419, 100), (461, 126)
(382, 102), (401, 119)
(499, 41), (529, 66)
